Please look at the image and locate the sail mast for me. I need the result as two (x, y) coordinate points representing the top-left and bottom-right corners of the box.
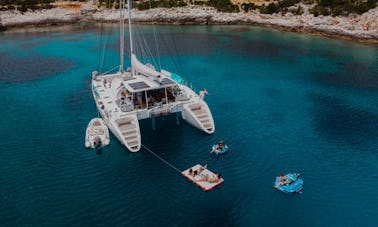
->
(127, 0), (134, 56)
(119, 0), (125, 72)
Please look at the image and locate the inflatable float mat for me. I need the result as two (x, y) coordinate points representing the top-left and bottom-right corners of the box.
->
(182, 164), (224, 191)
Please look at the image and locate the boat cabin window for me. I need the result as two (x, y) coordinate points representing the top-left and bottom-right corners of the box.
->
(145, 88), (173, 109)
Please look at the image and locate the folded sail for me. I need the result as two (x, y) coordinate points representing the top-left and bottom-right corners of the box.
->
(131, 54), (160, 78)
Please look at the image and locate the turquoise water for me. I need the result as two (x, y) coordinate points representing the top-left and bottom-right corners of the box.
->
(0, 24), (377, 226)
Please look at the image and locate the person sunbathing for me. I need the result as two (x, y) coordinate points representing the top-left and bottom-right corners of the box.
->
(189, 164), (207, 177)
(195, 173), (221, 183)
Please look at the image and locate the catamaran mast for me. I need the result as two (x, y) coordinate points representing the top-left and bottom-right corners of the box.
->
(127, 0), (134, 58)
(119, 0), (125, 72)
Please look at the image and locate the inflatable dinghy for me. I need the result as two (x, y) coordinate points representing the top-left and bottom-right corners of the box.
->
(274, 173), (303, 194)
(85, 118), (110, 149)
(182, 164), (224, 191)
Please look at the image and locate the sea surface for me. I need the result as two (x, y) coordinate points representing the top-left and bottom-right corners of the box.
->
(0, 24), (377, 226)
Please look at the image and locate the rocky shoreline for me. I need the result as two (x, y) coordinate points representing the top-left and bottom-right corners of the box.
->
(1, 3), (377, 44)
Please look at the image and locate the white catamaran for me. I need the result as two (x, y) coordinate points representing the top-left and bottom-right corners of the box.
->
(91, 0), (215, 152)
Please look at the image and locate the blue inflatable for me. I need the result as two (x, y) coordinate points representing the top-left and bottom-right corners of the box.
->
(211, 144), (229, 155)
(274, 173), (303, 194)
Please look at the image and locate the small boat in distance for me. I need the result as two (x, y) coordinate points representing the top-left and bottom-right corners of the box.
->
(85, 118), (110, 149)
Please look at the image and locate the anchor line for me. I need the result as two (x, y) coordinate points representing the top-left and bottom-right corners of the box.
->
(141, 144), (182, 174)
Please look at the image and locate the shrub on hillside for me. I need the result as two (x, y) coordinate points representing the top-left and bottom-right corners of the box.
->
(241, 3), (258, 12)
(311, 0), (377, 16)
(136, 0), (187, 10)
(259, 3), (279, 14)
(207, 0), (239, 13)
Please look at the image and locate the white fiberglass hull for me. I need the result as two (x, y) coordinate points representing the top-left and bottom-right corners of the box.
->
(91, 72), (214, 152)
(85, 118), (110, 149)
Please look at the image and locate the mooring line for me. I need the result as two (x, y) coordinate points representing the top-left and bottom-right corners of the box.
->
(142, 144), (182, 174)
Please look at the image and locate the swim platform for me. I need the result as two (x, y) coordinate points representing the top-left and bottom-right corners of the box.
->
(182, 164), (224, 191)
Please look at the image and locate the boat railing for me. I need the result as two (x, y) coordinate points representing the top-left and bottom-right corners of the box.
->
(100, 66), (120, 76)
(176, 90), (190, 101)
(169, 103), (182, 113)
(149, 103), (174, 117)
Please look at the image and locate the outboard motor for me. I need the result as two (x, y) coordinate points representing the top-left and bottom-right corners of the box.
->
(93, 136), (102, 148)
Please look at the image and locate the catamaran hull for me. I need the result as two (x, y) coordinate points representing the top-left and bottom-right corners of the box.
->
(92, 85), (141, 152)
(182, 102), (215, 134)
(91, 77), (215, 152)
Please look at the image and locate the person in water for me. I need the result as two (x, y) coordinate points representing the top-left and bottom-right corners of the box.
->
(195, 172), (221, 183)
(274, 173), (290, 188)
(217, 140), (225, 150)
(211, 140), (225, 153)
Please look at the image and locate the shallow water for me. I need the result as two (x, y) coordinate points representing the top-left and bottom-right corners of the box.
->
(0, 24), (377, 226)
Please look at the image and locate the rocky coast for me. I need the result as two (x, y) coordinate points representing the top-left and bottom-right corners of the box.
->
(1, 2), (377, 43)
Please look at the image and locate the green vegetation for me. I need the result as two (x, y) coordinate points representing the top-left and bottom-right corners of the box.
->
(0, 0), (376, 15)
(97, 0), (118, 9)
(239, 0), (376, 16)
(310, 0), (377, 16)
(241, 2), (258, 12)
(207, 0), (239, 13)
(96, 0), (187, 10)
(0, 0), (55, 12)
(0, 0), (87, 11)
(136, 0), (187, 10)
(241, 0), (302, 14)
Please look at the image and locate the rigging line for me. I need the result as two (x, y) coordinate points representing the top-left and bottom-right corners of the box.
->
(100, 23), (115, 74)
(136, 25), (155, 67)
(134, 20), (158, 69)
(141, 144), (182, 174)
(99, 18), (112, 73)
(150, 0), (161, 70)
(175, 26), (186, 78)
(166, 25), (185, 79)
(134, 28), (146, 66)
(98, 20), (104, 73)
(152, 24), (161, 71)
(99, 0), (112, 73)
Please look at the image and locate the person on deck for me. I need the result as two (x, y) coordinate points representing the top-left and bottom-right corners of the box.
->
(195, 173), (221, 183)
(117, 82), (124, 89)
(189, 164), (207, 177)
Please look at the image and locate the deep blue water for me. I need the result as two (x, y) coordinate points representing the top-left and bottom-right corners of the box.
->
(0, 24), (377, 226)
